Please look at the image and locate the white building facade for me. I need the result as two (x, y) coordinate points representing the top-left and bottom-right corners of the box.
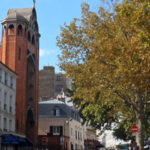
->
(0, 62), (17, 133)
(69, 119), (84, 150)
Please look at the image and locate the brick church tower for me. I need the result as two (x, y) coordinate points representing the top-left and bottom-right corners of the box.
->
(0, 6), (40, 143)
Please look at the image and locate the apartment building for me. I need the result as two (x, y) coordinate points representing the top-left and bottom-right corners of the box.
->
(38, 99), (84, 150)
(0, 61), (17, 133)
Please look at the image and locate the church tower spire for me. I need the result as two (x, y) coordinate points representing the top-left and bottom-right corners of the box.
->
(33, 0), (36, 7)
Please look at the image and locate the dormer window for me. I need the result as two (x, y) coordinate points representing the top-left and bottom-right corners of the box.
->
(17, 25), (23, 36)
(8, 24), (14, 35)
(56, 107), (60, 116)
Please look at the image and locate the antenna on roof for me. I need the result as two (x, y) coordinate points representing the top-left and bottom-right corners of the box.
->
(33, 0), (36, 7)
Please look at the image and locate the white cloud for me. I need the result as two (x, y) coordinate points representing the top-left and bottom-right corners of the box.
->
(40, 49), (59, 57)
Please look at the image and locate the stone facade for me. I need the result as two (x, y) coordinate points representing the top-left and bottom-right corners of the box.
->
(38, 99), (84, 150)
(39, 66), (55, 99)
(0, 6), (40, 143)
(0, 62), (17, 133)
(39, 66), (72, 100)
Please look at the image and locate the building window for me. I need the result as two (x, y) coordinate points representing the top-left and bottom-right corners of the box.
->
(4, 118), (7, 131)
(50, 126), (63, 136)
(56, 107), (60, 116)
(75, 130), (77, 140)
(56, 75), (62, 81)
(56, 85), (63, 92)
(10, 76), (13, 88)
(9, 120), (12, 131)
(53, 126), (60, 135)
(16, 120), (19, 130)
(8, 24), (14, 35)
(17, 25), (23, 36)
(29, 97), (33, 102)
(32, 35), (35, 45)
(29, 84), (34, 89)
(71, 128), (73, 136)
(3, 26), (6, 37)
(4, 72), (8, 85)
(28, 31), (31, 41)
(18, 48), (21, 60)
(4, 92), (7, 111)
(9, 95), (12, 112)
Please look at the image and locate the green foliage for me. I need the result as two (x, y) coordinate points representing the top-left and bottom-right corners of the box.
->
(57, 0), (150, 146)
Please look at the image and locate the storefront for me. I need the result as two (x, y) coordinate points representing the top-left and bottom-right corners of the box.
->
(1, 134), (33, 150)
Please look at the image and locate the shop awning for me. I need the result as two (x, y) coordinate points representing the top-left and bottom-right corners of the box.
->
(1, 134), (33, 147)
(2, 134), (20, 144)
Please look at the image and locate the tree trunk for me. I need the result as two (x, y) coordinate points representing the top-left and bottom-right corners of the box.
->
(135, 92), (144, 150)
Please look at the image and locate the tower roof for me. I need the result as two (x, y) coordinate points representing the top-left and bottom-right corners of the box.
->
(2, 7), (36, 23)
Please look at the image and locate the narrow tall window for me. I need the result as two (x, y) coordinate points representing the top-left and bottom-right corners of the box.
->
(32, 35), (35, 45)
(18, 48), (21, 60)
(10, 76), (13, 88)
(16, 120), (19, 130)
(8, 24), (14, 35)
(56, 107), (60, 116)
(9, 95), (12, 113)
(3, 26), (6, 37)
(4, 72), (8, 85)
(17, 25), (23, 36)
(9, 120), (12, 131)
(4, 92), (7, 111)
(28, 31), (31, 41)
(4, 118), (7, 131)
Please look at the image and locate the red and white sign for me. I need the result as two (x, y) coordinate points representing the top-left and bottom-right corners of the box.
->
(131, 125), (138, 133)
(42, 137), (48, 143)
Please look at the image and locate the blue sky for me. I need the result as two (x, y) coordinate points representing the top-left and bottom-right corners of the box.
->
(0, 0), (103, 72)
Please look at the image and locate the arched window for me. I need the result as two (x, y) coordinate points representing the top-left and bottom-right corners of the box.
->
(3, 26), (6, 37)
(8, 24), (14, 35)
(18, 48), (21, 60)
(28, 31), (31, 41)
(17, 25), (23, 36)
(32, 35), (35, 45)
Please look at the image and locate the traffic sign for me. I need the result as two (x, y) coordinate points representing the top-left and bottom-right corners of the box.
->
(42, 137), (48, 143)
(131, 125), (138, 133)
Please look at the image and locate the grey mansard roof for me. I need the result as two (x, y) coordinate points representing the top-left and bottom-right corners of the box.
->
(3, 7), (36, 22)
(39, 99), (80, 122)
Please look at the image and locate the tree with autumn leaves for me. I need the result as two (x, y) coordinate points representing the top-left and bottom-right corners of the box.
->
(57, 0), (150, 149)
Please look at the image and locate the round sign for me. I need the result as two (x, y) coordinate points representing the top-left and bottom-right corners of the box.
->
(131, 125), (138, 133)
(42, 137), (48, 143)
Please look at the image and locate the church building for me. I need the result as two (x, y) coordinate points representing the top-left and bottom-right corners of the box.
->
(0, 4), (40, 144)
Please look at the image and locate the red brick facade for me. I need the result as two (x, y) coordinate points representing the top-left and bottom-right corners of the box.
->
(0, 7), (40, 144)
